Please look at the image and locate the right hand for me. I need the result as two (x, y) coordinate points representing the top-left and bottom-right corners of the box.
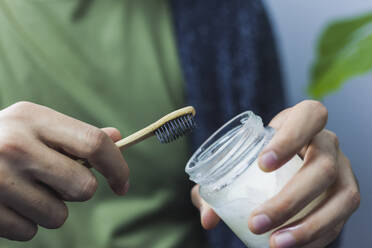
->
(0, 101), (129, 241)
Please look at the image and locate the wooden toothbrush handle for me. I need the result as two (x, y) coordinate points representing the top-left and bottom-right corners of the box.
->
(115, 130), (155, 150)
(115, 106), (195, 150)
(78, 106), (195, 165)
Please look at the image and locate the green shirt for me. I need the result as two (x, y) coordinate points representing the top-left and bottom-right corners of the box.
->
(0, 0), (206, 247)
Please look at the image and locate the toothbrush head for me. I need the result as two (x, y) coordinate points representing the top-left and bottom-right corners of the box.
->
(154, 106), (196, 143)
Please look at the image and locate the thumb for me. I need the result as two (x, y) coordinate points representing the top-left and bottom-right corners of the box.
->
(101, 127), (123, 142)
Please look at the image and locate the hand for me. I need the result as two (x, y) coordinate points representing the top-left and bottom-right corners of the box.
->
(0, 102), (129, 241)
(191, 100), (360, 248)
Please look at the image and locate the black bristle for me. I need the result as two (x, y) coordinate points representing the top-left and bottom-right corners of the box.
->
(155, 114), (196, 144)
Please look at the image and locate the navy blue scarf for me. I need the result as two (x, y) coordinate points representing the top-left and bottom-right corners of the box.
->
(171, 0), (342, 247)
(171, 0), (285, 145)
(171, 0), (284, 247)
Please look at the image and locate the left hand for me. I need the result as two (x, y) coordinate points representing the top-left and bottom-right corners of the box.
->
(191, 100), (360, 248)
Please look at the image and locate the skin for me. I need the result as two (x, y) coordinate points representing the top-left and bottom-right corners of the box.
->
(0, 100), (360, 246)
(191, 100), (361, 248)
(0, 101), (129, 241)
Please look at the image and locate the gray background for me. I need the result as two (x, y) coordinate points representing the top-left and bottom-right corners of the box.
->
(264, 0), (372, 246)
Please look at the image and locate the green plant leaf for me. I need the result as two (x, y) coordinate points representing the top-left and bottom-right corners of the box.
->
(309, 12), (372, 99)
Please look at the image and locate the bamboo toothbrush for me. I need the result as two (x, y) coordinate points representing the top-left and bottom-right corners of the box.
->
(77, 106), (195, 166)
(115, 106), (196, 150)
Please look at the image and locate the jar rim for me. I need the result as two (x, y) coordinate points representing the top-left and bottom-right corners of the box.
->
(185, 111), (270, 187)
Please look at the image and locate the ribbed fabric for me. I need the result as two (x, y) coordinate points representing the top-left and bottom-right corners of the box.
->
(171, 0), (284, 247)
(171, 0), (341, 247)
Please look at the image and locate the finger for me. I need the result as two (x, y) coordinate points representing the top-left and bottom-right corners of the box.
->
(269, 187), (348, 248)
(337, 151), (360, 191)
(29, 142), (99, 201)
(0, 174), (68, 229)
(101, 127), (122, 142)
(268, 157), (359, 248)
(75, 127), (123, 169)
(33, 106), (129, 195)
(297, 130), (339, 160)
(301, 221), (344, 248)
(249, 131), (339, 234)
(267, 108), (292, 130)
(0, 205), (38, 241)
(259, 100), (328, 172)
(191, 185), (220, 230)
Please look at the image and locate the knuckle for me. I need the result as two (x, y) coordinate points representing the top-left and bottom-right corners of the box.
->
(75, 175), (98, 201)
(304, 100), (328, 122)
(0, 168), (16, 193)
(343, 155), (351, 168)
(332, 222), (344, 237)
(345, 187), (361, 211)
(324, 130), (340, 149)
(0, 137), (26, 158)
(0, 101), (39, 124)
(47, 204), (68, 229)
(7, 101), (37, 118)
(84, 128), (108, 157)
(320, 156), (338, 182)
(332, 221), (345, 237)
(10, 101), (36, 111)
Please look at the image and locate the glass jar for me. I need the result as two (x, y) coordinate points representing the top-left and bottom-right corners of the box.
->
(185, 111), (325, 248)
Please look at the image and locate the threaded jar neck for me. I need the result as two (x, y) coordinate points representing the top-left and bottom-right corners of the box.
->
(185, 111), (274, 191)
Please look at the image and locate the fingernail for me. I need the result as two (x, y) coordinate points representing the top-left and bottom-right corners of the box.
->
(274, 232), (296, 248)
(251, 214), (271, 233)
(121, 180), (130, 195)
(259, 151), (278, 171)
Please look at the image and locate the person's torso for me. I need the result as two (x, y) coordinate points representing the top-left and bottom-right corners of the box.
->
(0, 0), (206, 247)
